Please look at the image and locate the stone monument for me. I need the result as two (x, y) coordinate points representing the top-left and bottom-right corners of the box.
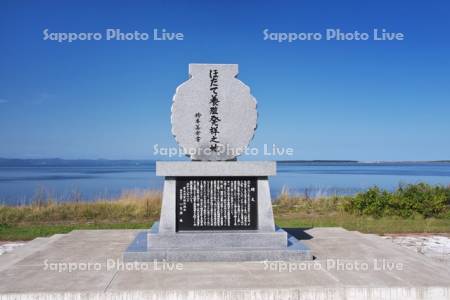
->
(124, 64), (311, 261)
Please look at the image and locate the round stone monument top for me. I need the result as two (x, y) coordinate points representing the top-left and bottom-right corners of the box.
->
(171, 64), (257, 161)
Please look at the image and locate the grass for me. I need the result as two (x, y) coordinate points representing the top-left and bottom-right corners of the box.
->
(275, 215), (450, 234)
(273, 188), (450, 234)
(0, 190), (160, 240)
(1, 186), (449, 240)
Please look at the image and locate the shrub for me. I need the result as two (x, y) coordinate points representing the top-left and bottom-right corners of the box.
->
(345, 183), (449, 218)
(393, 183), (448, 218)
(344, 187), (391, 217)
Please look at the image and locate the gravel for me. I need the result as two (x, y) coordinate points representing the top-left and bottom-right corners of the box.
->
(0, 242), (26, 255)
(382, 234), (450, 265)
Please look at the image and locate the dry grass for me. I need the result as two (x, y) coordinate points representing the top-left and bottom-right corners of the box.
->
(1, 188), (449, 240)
(0, 190), (161, 226)
(273, 191), (450, 234)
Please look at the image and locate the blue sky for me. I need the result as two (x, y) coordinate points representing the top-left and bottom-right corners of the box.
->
(0, 0), (449, 161)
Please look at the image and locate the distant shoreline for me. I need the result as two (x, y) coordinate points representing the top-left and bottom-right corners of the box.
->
(0, 158), (449, 167)
(277, 160), (450, 164)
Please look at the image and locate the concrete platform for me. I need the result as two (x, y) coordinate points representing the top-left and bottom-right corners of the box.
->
(124, 222), (311, 262)
(1, 227), (450, 299)
(147, 222), (289, 249)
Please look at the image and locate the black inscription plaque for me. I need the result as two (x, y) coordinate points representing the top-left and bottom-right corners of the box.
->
(176, 177), (257, 231)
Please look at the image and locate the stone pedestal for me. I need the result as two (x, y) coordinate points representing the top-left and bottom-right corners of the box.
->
(124, 64), (311, 262)
(124, 161), (312, 262)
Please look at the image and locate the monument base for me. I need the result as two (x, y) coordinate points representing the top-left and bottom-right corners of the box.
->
(123, 222), (312, 262)
(123, 161), (312, 262)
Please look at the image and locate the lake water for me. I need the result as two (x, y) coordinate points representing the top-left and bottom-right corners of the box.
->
(1, 162), (449, 205)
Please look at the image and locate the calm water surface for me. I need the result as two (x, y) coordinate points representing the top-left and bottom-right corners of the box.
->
(1, 162), (449, 205)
